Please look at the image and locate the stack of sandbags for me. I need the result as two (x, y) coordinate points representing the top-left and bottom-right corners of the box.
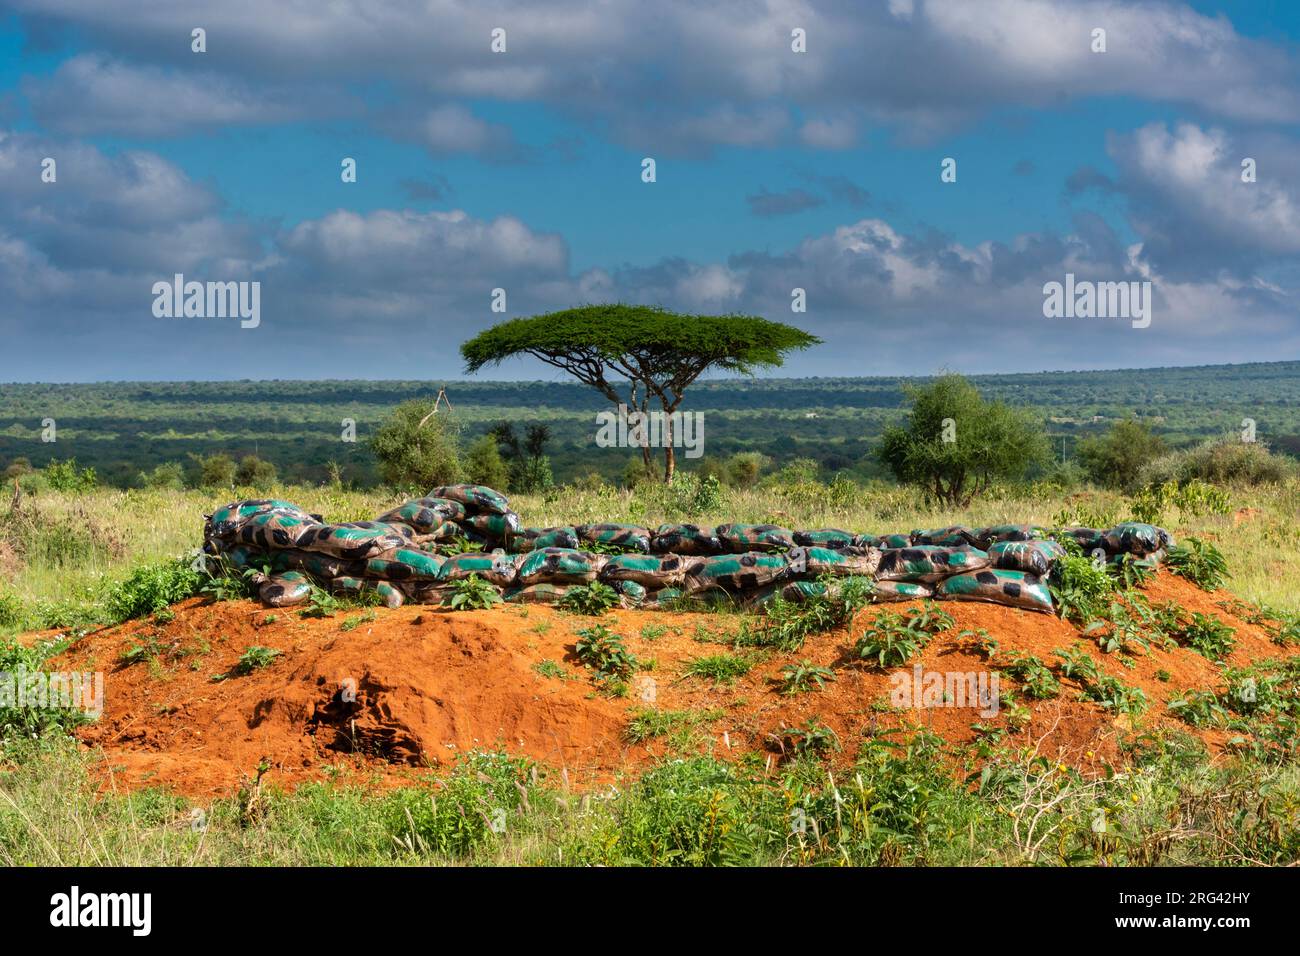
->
(203, 488), (1174, 618)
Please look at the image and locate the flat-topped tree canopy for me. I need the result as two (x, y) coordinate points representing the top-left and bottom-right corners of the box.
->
(460, 304), (821, 480)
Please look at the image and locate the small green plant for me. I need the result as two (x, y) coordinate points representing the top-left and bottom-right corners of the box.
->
(1053, 646), (1101, 685)
(299, 587), (344, 618)
(574, 624), (638, 680)
(623, 708), (710, 744)
(447, 574), (502, 611)
(340, 610), (377, 632)
(1000, 651), (1060, 700)
(1084, 603), (1151, 656)
(1109, 553), (1155, 589)
(684, 653), (753, 686)
(1177, 612), (1237, 661)
(105, 558), (202, 623)
(532, 659), (568, 680)
(778, 659), (836, 695)
(639, 623), (668, 642)
(854, 604), (950, 668)
(1082, 675), (1148, 715)
(1167, 690), (1227, 727)
(1166, 538), (1230, 591)
(1049, 554), (1114, 624)
(773, 719), (841, 757)
(212, 645), (282, 681)
(742, 575), (873, 652)
(559, 581), (619, 615)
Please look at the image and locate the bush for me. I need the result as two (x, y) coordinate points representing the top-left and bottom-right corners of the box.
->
(192, 453), (236, 489)
(1166, 538), (1230, 591)
(136, 462), (186, 490)
(369, 399), (461, 491)
(1137, 438), (1295, 488)
(878, 374), (1049, 507)
(463, 436), (511, 491)
(726, 452), (767, 489)
(0, 590), (23, 630)
(43, 459), (98, 493)
(1076, 419), (1167, 490)
(104, 558), (203, 623)
(235, 455), (278, 489)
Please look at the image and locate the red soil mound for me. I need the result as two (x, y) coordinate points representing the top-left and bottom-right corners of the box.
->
(41, 572), (1298, 798)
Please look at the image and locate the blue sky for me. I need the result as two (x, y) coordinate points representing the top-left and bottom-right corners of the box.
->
(1, 0), (1298, 381)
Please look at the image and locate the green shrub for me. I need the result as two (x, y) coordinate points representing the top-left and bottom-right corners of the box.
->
(1177, 613), (1237, 661)
(574, 624), (638, 680)
(104, 558), (202, 623)
(447, 574), (502, 610)
(558, 581), (618, 615)
(1049, 554), (1114, 623)
(1138, 438), (1295, 488)
(1166, 538), (1230, 591)
(42, 459), (98, 493)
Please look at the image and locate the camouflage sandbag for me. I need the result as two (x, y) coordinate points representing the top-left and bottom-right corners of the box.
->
(878, 533), (913, 549)
(215, 543), (268, 569)
(649, 586), (685, 608)
(1058, 526), (1106, 553)
(234, 511), (322, 550)
(875, 546), (991, 583)
(715, 523), (796, 554)
(402, 581), (459, 605)
(460, 512), (521, 542)
(510, 527), (580, 552)
(911, 526), (980, 548)
(503, 583), (571, 605)
(988, 540), (1065, 577)
(516, 547), (606, 586)
(756, 576), (875, 606)
(577, 523), (651, 553)
(1108, 550), (1164, 569)
(871, 580), (934, 603)
(270, 548), (361, 580)
(259, 571), (313, 607)
(852, 532), (884, 549)
(364, 547), (446, 582)
(436, 551), (519, 587)
(330, 575), (405, 609)
(788, 546), (882, 578)
(376, 497), (468, 533)
(1101, 522), (1167, 556)
(610, 579), (648, 607)
(793, 529), (856, 550)
(427, 484), (511, 516)
(684, 552), (791, 593)
(651, 523), (722, 555)
(297, 521), (412, 561)
(599, 553), (695, 588)
(936, 569), (1053, 613)
(973, 524), (1048, 549)
(207, 499), (320, 540)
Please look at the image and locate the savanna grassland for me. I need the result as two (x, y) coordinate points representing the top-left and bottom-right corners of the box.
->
(3, 471), (1300, 867)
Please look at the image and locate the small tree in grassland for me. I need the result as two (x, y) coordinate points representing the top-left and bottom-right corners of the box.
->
(460, 304), (820, 482)
(878, 374), (1049, 507)
(369, 398), (461, 491)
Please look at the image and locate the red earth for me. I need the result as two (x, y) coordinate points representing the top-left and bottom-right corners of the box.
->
(32, 571), (1296, 798)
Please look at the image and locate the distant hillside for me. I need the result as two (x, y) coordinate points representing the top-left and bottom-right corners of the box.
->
(2, 361), (1297, 486)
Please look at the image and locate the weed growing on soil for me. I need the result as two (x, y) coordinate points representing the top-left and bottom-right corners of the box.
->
(559, 581), (619, 615)
(212, 646), (281, 681)
(778, 660), (836, 695)
(1177, 612), (1237, 661)
(739, 576), (873, 652)
(105, 558), (202, 623)
(574, 625), (638, 680)
(999, 652), (1060, 700)
(1049, 555), (1114, 624)
(1167, 538), (1230, 591)
(774, 719), (841, 757)
(683, 653), (754, 686)
(448, 574), (502, 611)
(1167, 690), (1228, 728)
(854, 604), (953, 667)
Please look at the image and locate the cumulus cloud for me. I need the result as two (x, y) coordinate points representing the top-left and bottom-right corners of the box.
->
(10, 0), (1299, 147)
(23, 53), (304, 135)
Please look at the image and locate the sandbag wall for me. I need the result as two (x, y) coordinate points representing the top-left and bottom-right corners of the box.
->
(202, 485), (1174, 615)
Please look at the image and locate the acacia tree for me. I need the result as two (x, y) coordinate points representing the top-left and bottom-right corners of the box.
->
(461, 304), (820, 481)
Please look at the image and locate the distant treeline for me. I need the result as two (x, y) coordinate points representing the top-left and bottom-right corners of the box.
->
(2, 361), (1298, 488)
